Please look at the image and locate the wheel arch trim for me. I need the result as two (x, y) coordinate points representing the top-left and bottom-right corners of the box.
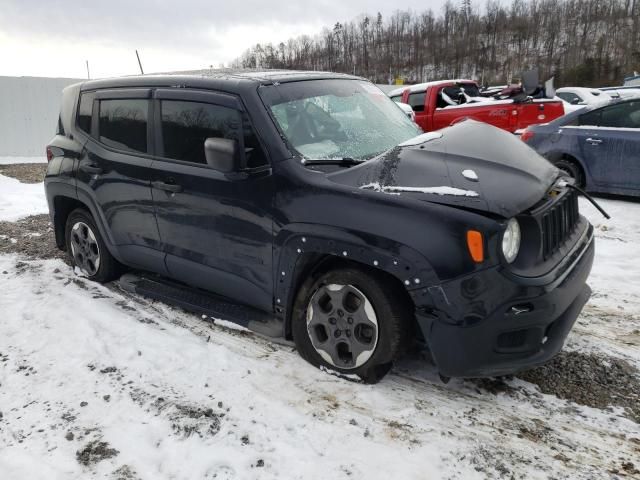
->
(47, 182), (124, 264)
(274, 224), (438, 337)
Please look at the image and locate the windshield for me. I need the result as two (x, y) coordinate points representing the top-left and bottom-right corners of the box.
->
(259, 79), (421, 161)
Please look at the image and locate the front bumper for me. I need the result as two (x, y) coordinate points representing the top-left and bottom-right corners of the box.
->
(414, 224), (594, 378)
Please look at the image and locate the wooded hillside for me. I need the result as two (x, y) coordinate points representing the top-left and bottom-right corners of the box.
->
(233, 0), (640, 87)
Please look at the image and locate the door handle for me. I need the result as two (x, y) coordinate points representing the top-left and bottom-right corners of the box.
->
(152, 180), (183, 193)
(80, 163), (102, 174)
(586, 137), (602, 145)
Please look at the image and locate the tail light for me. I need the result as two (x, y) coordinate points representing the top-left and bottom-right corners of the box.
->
(520, 129), (535, 142)
(46, 146), (54, 162)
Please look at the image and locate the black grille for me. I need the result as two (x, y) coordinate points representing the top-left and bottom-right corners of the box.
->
(541, 190), (579, 259)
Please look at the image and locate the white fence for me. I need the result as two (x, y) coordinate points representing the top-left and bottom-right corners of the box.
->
(0, 76), (82, 157)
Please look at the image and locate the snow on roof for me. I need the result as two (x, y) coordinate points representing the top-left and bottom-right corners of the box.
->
(557, 87), (609, 96)
(388, 79), (476, 97)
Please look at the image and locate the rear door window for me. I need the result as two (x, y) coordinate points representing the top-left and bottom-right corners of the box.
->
(98, 99), (149, 153)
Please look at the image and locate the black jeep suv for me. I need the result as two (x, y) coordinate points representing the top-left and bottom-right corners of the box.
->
(45, 70), (594, 382)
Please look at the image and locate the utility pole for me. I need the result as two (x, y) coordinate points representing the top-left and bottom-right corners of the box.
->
(86, 60), (90, 80)
(135, 50), (144, 75)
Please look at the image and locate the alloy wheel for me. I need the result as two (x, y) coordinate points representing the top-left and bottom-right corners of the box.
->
(306, 283), (379, 369)
(69, 221), (101, 276)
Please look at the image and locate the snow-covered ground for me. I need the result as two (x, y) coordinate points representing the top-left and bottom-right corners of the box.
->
(1, 169), (639, 479)
(0, 174), (48, 221)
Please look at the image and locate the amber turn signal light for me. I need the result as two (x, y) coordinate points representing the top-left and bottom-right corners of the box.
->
(466, 230), (484, 263)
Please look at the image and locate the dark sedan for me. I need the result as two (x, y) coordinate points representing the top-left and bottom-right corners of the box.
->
(522, 98), (640, 197)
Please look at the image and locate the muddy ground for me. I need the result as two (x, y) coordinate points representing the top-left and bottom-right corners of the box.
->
(0, 163), (46, 183)
(0, 214), (67, 262)
(518, 351), (640, 423)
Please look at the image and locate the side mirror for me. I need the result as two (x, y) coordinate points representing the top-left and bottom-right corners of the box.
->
(204, 137), (237, 173)
(571, 98), (581, 105)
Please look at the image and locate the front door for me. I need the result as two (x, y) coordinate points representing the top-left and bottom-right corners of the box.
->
(76, 88), (165, 273)
(149, 89), (274, 311)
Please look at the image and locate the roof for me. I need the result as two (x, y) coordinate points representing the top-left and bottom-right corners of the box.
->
(600, 85), (640, 91)
(388, 79), (476, 97)
(556, 87), (608, 95)
(79, 69), (363, 92)
(624, 74), (640, 86)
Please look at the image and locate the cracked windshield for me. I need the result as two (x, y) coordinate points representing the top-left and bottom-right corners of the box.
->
(262, 79), (421, 161)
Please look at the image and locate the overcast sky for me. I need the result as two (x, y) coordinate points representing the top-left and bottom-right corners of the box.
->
(0, 0), (449, 79)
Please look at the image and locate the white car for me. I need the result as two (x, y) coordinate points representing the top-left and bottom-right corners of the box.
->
(599, 86), (640, 99)
(556, 87), (612, 106)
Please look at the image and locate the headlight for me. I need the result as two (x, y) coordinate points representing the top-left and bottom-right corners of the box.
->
(502, 218), (521, 263)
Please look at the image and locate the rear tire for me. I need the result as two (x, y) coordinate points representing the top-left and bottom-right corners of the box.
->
(65, 208), (121, 283)
(292, 267), (410, 384)
(554, 158), (585, 187)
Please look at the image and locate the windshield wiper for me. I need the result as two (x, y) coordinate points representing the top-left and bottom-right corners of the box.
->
(302, 157), (365, 166)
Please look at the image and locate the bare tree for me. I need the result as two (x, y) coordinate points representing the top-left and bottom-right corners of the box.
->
(235, 0), (640, 86)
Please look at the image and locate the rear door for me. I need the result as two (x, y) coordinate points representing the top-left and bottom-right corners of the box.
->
(148, 89), (274, 311)
(577, 100), (640, 191)
(76, 88), (165, 273)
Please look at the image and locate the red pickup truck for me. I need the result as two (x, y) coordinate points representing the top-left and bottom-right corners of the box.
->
(389, 80), (565, 133)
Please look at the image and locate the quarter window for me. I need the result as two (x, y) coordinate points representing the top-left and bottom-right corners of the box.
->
(579, 109), (601, 126)
(77, 91), (95, 134)
(408, 92), (426, 112)
(98, 99), (148, 153)
(241, 112), (268, 168)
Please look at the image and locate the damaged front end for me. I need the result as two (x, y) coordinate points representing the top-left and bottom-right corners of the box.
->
(411, 181), (595, 377)
(329, 120), (595, 377)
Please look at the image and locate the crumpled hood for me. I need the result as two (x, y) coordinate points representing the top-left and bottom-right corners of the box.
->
(328, 120), (559, 217)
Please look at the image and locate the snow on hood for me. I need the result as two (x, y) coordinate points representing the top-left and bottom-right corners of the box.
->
(361, 182), (478, 197)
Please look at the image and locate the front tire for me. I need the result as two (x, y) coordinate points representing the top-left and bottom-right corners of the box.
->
(292, 267), (410, 383)
(553, 158), (585, 187)
(65, 208), (121, 283)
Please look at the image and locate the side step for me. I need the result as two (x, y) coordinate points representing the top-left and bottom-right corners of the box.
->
(119, 273), (284, 338)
